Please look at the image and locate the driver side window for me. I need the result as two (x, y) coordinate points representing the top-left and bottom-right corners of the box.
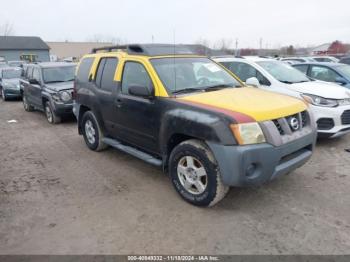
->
(121, 62), (153, 95)
(310, 66), (339, 82)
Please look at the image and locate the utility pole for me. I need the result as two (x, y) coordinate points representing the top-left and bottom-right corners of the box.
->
(152, 35), (154, 43)
(235, 38), (238, 56)
(259, 37), (263, 55)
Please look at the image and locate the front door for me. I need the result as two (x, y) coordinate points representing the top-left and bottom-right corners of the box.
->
(113, 61), (159, 154)
(29, 67), (43, 108)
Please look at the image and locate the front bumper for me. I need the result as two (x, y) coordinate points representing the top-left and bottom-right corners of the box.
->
(52, 101), (73, 116)
(3, 88), (21, 97)
(310, 104), (350, 138)
(207, 132), (316, 187)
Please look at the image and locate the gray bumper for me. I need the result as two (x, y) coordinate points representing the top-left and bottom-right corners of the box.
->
(207, 132), (316, 187)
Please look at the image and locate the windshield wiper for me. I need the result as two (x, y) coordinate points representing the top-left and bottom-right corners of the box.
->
(45, 80), (66, 83)
(279, 80), (293, 84)
(172, 88), (204, 95)
(202, 84), (234, 91)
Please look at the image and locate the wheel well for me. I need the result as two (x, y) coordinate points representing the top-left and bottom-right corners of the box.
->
(165, 134), (196, 169)
(78, 105), (91, 134)
(42, 97), (49, 107)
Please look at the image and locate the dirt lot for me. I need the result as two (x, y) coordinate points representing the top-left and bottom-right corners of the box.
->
(0, 99), (349, 255)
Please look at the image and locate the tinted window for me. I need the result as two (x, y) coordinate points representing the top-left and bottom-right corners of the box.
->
(32, 68), (41, 82)
(100, 58), (118, 92)
(95, 59), (106, 87)
(77, 57), (94, 83)
(310, 66), (340, 82)
(294, 64), (309, 74)
(340, 58), (350, 65)
(122, 62), (152, 95)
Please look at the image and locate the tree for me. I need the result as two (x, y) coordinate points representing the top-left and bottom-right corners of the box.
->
(286, 45), (295, 55)
(0, 22), (14, 36)
(328, 40), (348, 54)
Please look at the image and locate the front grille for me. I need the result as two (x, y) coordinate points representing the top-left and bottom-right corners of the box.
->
(273, 120), (285, 135)
(317, 118), (335, 130)
(341, 110), (350, 125)
(272, 110), (308, 135)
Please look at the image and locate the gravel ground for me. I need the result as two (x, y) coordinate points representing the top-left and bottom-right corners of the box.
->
(0, 99), (349, 255)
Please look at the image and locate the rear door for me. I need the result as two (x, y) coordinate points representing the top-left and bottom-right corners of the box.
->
(29, 67), (43, 108)
(92, 57), (119, 135)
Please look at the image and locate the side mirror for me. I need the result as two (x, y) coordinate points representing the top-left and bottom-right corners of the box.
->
(29, 79), (40, 85)
(246, 77), (261, 87)
(335, 76), (347, 85)
(129, 85), (153, 98)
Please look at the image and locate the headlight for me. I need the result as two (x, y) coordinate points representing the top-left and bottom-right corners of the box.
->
(338, 98), (350, 106)
(230, 122), (266, 145)
(59, 91), (72, 102)
(301, 94), (338, 107)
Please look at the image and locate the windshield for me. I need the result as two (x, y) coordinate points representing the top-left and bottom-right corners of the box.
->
(150, 57), (241, 94)
(257, 61), (310, 83)
(43, 66), (76, 83)
(336, 65), (350, 79)
(2, 69), (22, 79)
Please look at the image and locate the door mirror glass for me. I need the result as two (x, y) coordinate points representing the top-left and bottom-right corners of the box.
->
(246, 77), (260, 87)
(29, 79), (40, 85)
(129, 85), (153, 98)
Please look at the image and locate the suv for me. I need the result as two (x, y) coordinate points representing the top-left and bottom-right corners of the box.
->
(0, 67), (22, 100)
(74, 44), (316, 207)
(20, 62), (76, 123)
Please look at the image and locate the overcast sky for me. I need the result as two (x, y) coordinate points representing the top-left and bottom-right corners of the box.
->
(1, 0), (350, 48)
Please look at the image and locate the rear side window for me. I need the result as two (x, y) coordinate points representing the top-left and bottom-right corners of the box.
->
(294, 64), (309, 74)
(32, 68), (41, 82)
(99, 58), (118, 92)
(76, 57), (94, 83)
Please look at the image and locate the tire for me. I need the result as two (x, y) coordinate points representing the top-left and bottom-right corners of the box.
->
(81, 111), (108, 151)
(1, 88), (7, 101)
(45, 101), (61, 124)
(169, 139), (229, 207)
(22, 94), (34, 111)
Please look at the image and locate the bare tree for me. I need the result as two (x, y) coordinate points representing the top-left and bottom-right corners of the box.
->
(195, 37), (211, 48)
(0, 22), (14, 36)
(213, 38), (233, 52)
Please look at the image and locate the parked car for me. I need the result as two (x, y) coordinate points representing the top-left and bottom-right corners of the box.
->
(0, 62), (7, 68)
(311, 56), (339, 63)
(215, 57), (350, 138)
(7, 60), (26, 68)
(0, 67), (22, 100)
(292, 62), (350, 88)
(281, 57), (316, 64)
(20, 62), (76, 123)
(339, 56), (350, 65)
(74, 44), (316, 207)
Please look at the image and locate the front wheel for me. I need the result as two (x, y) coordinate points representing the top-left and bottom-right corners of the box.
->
(169, 139), (229, 207)
(1, 88), (7, 101)
(45, 101), (61, 124)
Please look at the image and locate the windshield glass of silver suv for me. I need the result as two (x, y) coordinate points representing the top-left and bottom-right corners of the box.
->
(3, 68), (22, 79)
(150, 57), (241, 94)
(257, 61), (310, 84)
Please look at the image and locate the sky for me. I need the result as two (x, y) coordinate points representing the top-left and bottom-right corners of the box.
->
(1, 0), (350, 49)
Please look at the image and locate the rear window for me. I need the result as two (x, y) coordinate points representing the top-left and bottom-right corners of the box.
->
(76, 57), (94, 83)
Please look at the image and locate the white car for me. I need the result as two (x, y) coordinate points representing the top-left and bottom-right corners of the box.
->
(214, 56), (350, 138)
(311, 56), (339, 63)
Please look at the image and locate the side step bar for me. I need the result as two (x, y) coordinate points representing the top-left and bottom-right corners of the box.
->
(102, 138), (163, 167)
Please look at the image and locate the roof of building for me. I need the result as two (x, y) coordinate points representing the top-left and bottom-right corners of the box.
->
(311, 43), (331, 52)
(0, 36), (50, 51)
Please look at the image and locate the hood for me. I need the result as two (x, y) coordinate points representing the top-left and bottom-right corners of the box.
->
(286, 81), (350, 99)
(44, 81), (74, 92)
(2, 78), (20, 86)
(177, 87), (307, 122)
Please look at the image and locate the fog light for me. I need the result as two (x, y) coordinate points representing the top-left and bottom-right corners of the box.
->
(246, 164), (257, 178)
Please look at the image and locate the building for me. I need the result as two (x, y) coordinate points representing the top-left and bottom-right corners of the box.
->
(0, 36), (50, 62)
(47, 41), (113, 60)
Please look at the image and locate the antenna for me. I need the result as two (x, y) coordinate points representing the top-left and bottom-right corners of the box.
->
(173, 29), (177, 94)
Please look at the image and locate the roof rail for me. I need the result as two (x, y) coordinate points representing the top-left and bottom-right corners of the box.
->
(91, 44), (143, 54)
(91, 44), (196, 56)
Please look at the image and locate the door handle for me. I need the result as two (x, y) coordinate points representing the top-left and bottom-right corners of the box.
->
(115, 98), (122, 108)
